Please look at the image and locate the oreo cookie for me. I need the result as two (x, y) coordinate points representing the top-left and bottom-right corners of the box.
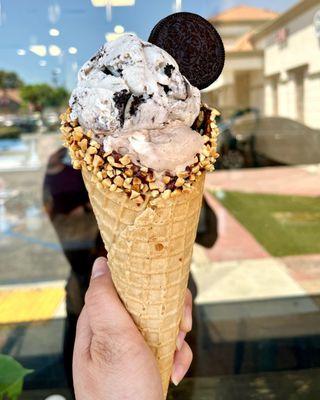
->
(149, 12), (225, 90)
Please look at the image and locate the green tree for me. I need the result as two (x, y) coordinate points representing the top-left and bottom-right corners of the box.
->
(49, 86), (70, 108)
(0, 70), (23, 89)
(20, 84), (69, 112)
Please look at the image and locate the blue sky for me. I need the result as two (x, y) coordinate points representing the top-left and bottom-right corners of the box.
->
(0, 0), (296, 89)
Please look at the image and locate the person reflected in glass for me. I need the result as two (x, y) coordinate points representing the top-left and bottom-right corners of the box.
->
(43, 147), (107, 390)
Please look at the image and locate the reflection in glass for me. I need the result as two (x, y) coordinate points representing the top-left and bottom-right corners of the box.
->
(0, 0), (320, 398)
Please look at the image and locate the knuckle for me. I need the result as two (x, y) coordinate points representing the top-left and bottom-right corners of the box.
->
(91, 332), (135, 368)
(91, 335), (116, 366)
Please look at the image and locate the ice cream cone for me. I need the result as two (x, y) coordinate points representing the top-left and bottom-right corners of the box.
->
(61, 98), (219, 398)
(82, 166), (205, 398)
(60, 21), (223, 398)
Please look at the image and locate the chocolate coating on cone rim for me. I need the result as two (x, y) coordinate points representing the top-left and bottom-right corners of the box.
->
(148, 12), (225, 90)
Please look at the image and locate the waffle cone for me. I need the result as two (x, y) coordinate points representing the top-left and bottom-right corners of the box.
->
(82, 167), (205, 398)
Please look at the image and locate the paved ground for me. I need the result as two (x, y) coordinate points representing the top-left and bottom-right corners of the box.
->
(285, 254), (320, 294)
(204, 193), (269, 262)
(0, 133), (70, 285)
(200, 166), (320, 304)
(193, 246), (320, 304)
(206, 164), (320, 197)
(205, 165), (320, 265)
(0, 281), (65, 324)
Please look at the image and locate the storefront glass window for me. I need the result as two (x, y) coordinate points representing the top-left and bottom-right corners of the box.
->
(1, 1), (320, 399)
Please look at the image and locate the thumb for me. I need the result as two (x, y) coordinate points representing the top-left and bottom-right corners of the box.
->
(85, 257), (136, 336)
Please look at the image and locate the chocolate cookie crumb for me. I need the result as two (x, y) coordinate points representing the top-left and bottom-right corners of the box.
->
(113, 89), (131, 126)
(71, 96), (78, 107)
(159, 84), (171, 94)
(101, 66), (113, 76)
(130, 95), (146, 116)
(90, 47), (104, 63)
(164, 64), (175, 78)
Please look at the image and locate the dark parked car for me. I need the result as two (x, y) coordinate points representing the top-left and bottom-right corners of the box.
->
(216, 109), (320, 169)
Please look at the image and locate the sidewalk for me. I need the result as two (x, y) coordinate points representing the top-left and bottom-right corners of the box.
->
(0, 281), (66, 325)
(204, 193), (269, 262)
(192, 245), (320, 304)
(206, 164), (320, 197)
(203, 165), (320, 264)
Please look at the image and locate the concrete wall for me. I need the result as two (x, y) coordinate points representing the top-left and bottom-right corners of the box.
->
(257, 4), (320, 128)
(261, 5), (320, 76)
(279, 74), (296, 121)
(304, 73), (320, 128)
(249, 70), (265, 113)
(208, 19), (270, 116)
(216, 23), (257, 50)
(265, 79), (274, 116)
(202, 69), (264, 117)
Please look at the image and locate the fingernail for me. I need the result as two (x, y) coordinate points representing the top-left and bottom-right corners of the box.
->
(91, 258), (107, 279)
(171, 364), (184, 386)
(176, 331), (186, 351)
(184, 305), (192, 332)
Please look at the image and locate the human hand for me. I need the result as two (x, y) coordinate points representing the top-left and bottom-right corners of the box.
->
(73, 257), (193, 400)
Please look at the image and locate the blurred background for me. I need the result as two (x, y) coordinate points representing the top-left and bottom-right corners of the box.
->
(0, 0), (320, 399)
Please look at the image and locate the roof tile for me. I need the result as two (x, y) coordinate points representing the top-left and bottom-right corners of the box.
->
(211, 5), (278, 22)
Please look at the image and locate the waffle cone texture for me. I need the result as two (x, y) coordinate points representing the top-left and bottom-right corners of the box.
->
(82, 167), (205, 397)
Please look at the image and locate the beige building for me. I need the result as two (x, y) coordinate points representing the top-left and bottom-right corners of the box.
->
(253, 0), (320, 129)
(203, 5), (278, 116)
